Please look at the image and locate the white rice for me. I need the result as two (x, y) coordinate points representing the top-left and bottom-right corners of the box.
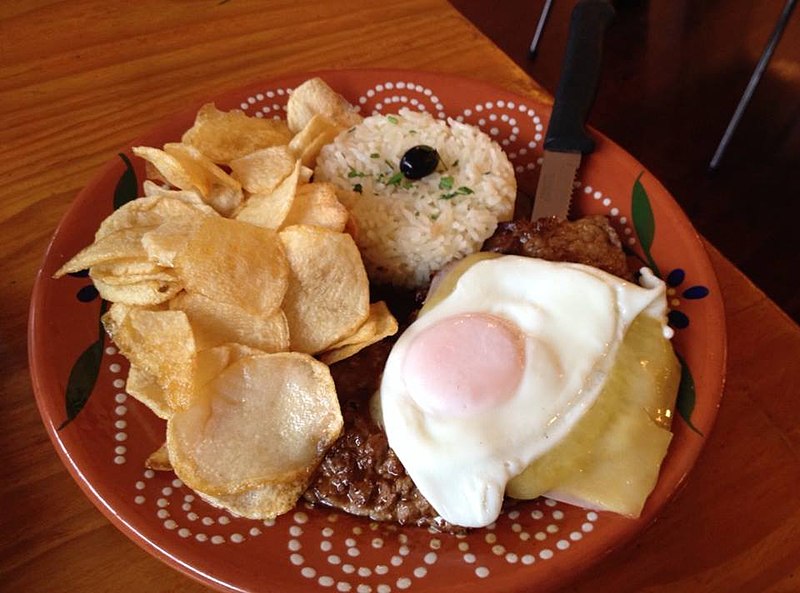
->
(315, 108), (516, 288)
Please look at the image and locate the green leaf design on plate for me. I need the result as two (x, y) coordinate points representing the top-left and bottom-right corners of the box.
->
(631, 172), (661, 278)
(58, 301), (108, 431)
(113, 153), (138, 210)
(675, 352), (703, 436)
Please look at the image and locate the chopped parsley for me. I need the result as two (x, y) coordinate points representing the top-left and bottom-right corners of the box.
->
(430, 212), (440, 221)
(384, 159), (395, 169)
(387, 115), (399, 124)
(387, 172), (404, 187)
(352, 183), (363, 193)
(439, 185), (474, 200)
(370, 153), (380, 159)
(438, 176), (454, 190)
(402, 179), (414, 189)
(347, 168), (365, 178)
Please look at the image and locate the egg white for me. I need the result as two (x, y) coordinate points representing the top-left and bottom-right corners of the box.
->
(378, 255), (668, 527)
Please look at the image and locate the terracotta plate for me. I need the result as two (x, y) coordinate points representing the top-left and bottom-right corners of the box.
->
(29, 70), (726, 593)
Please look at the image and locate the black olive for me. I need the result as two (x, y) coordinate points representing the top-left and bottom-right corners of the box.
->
(399, 145), (440, 180)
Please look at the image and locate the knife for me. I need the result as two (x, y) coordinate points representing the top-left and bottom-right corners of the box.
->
(532, 0), (614, 220)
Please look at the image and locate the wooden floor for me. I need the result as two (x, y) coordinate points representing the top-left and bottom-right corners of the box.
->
(451, 0), (800, 322)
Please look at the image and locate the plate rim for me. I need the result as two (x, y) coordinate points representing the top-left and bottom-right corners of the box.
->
(28, 67), (727, 593)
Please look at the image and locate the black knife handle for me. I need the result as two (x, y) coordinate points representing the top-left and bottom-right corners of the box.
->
(544, 0), (614, 154)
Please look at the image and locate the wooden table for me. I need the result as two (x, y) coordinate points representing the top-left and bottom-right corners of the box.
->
(2, 1), (798, 591)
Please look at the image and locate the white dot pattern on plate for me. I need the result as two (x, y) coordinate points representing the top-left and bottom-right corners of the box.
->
(102, 349), (129, 464)
(93, 78), (670, 592)
(360, 82), (444, 118)
(125, 467), (277, 545)
(282, 516), (466, 592)
(118, 394), (590, 585)
(240, 88), (293, 113)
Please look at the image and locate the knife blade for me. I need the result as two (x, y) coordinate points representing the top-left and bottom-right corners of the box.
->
(532, 0), (614, 220)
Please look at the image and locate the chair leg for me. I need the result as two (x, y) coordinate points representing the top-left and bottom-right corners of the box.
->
(709, 0), (798, 170)
(529, 0), (556, 58)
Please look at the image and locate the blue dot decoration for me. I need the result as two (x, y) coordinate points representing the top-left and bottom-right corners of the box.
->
(668, 309), (690, 329)
(666, 268), (685, 288)
(682, 285), (710, 300)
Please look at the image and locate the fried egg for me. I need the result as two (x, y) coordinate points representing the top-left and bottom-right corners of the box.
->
(377, 254), (670, 528)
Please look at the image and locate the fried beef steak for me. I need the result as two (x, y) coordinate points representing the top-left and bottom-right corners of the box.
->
(483, 215), (633, 281)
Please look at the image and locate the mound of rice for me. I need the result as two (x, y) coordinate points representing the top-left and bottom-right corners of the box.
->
(315, 108), (516, 288)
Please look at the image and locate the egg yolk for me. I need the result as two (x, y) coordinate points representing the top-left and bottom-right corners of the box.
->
(401, 313), (525, 416)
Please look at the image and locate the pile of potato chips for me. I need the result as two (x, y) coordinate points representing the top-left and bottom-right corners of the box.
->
(55, 78), (398, 519)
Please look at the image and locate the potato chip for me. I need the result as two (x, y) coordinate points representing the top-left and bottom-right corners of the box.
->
(288, 113), (344, 168)
(92, 267), (177, 286)
(174, 216), (289, 317)
(145, 444), (173, 471)
(89, 259), (179, 296)
(54, 228), (151, 278)
(332, 303), (395, 350)
(182, 103), (292, 163)
(88, 257), (177, 292)
(143, 160), (166, 185)
(163, 143), (243, 216)
(170, 292), (290, 352)
(344, 211), (360, 242)
(132, 146), (199, 194)
(194, 343), (264, 387)
(102, 304), (196, 410)
(127, 365), (172, 419)
(234, 160), (301, 230)
(132, 146), (242, 216)
(229, 145), (296, 194)
(95, 195), (216, 240)
(167, 352), (342, 496)
(319, 301), (399, 365)
(283, 182), (348, 232)
(141, 180), (207, 207)
(286, 77), (362, 134)
(57, 194), (219, 285)
(141, 217), (206, 267)
(55, 77), (395, 523)
(92, 259), (170, 279)
(279, 225), (370, 354)
(92, 276), (182, 306)
(126, 343), (262, 421)
(101, 300), (131, 333)
(199, 478), (310, 520)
